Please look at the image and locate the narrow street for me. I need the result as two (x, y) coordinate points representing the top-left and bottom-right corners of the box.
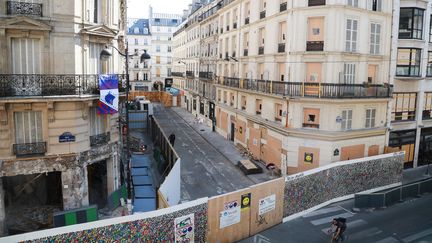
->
(153, 104), (274, 201)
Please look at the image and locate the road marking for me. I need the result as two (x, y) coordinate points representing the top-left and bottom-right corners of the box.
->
(375, 236), (400, 243)
(321, 219), (367, 234)
(253, 234), (271, 243)
(310, 212), (354, 226)
(302, 207), (342, 218)
(349, 227), (383, 241)
(337, 205), (356, 215)
(402, 228), (432, 243)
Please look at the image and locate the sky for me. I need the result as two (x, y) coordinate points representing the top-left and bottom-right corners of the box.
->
(127, 0), (191, 18)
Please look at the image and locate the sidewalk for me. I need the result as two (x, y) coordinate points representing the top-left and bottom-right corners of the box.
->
(403, 164), (432, 184)
(170, 107), (278, 184)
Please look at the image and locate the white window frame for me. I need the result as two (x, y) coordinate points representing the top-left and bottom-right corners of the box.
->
(341, 109), (353, 130)
(344, 63), (356, 84)
(365, 108), (376, 128)
(370, 22), (381, 54)
(346, 19), (358, 52)
(347, 0), (358, 7)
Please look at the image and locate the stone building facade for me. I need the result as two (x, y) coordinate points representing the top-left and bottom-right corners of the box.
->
(173, 0), (394, 175)
(0, 0), (125, 236)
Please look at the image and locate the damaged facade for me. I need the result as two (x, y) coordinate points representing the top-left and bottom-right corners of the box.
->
(0, 0), (126, 236)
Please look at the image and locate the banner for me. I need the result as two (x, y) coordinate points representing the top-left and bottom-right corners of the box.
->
(98, 74), (119, 114)
(174, 213), (194, 243)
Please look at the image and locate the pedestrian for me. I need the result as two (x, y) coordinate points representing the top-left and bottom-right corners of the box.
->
(331, 218), (347, 243)
(168, 133), (175, 146)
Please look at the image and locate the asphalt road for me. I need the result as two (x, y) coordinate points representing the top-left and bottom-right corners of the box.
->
(153, 105), (255, 202)
(239, 193), (432, 243)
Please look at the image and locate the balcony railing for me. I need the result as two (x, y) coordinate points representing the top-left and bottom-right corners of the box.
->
(172, 72), (184, 77)
(260, 10), (266, 19)
(90, 132), (110, 147)
(306, 41), (324, 51)
(258, 46), (264, 55)
(244, 49), (248, 56)
(278, 43), (286, 53)
(308, 0), (326, 6)
(7, 1), (42, 17)
(218, 78), (393, 99)
(199, 72), (213, 79)
(186, 71), (194, 78)
(280, 2), (287, 12)
(0, 74), (126, 97)
(245, 17), (250, 25)
(13, 142), (47, 157)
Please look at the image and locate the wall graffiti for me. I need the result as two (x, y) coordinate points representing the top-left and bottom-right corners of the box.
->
(284, 154), (404, 217)
(25, 204), (207, 243)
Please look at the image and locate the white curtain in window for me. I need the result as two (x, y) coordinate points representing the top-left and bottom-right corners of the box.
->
(365, 108), (376, 128)
(344, 63), (356, 84)
(342, 109), (353, 130)
(89, 42), (103, 74)
(14, 111), (43, 144)
(89, 107), (106, 136)
(11, 38), (41, 74)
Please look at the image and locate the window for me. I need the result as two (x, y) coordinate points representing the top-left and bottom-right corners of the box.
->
(89, 108), (106, 136)
(343, 64), (356, 84)
(347, 0), (358, 7)
(11, 38), (41, 74)
(430, 16), (432, 42)
(427, 52), (432, 77)
(396, 48), (421, 77)
(365, 108), (376, 128)
(368, 0), (381, 11)
(399, 8), (424, 39)
(275, 103), (283, 121)
(256, 99), (262, 114)
(424, 93), (432, 120)
(134, 39), (138, 45)
(370, 23), (381, 54)
(14, 111), (43, 144)
(392, 93), (416, 121)
(156, 45), (160, 52)
(303, 108), (320, 128)
(241, 96), (246, 110)
(341, 109), (353, 130)
(168, 68), (172, 77)
(89, 42), (103, 74)
(346, 19), (358, 52)
(168, 46), (172, 52)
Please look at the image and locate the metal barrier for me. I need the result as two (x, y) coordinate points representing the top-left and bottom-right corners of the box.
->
(354, 178), (432, 209)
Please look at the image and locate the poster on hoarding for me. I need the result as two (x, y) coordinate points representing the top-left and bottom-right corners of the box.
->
(174, 213), (194, 242)
(219, 206), (241, 229)
(258, 194), (276, 215)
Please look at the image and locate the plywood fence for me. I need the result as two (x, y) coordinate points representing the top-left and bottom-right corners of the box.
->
(207, 178), (285, 243)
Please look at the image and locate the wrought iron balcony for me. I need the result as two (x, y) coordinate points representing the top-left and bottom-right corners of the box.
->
(244, 49), (248, 56)
(186, 71), (194, 78)
(199, 72), (213, 79)
(309, 0), (326, 6)
(172, 72), (184, 77)
(219, 78), (393, 99)
(245, 17), (250, 25)
(258, 46), (264, 55)
(13, 142), (47, 157)
(0, 74), (126, 97)
(306, 41), (324, 51)
(260, 11), (266, 19)
(90, 132), (110, 147)
(278, 43), (286, 53)
(280, 2), (287, 12)
(6, 1), (42, 17)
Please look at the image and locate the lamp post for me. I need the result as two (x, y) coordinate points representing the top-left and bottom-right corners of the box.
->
(100, 42), (151, 200)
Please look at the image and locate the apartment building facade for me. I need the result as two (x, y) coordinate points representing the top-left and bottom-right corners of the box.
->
(173, 0), (394, 175)
(127, 18), (152, 91)
(149, 8), (182, 88)
(388, 0), (432, 169)
(0, 0), (125, 235)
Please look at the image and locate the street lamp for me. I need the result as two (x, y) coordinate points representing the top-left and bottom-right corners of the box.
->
(100, 42), (150, 200)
